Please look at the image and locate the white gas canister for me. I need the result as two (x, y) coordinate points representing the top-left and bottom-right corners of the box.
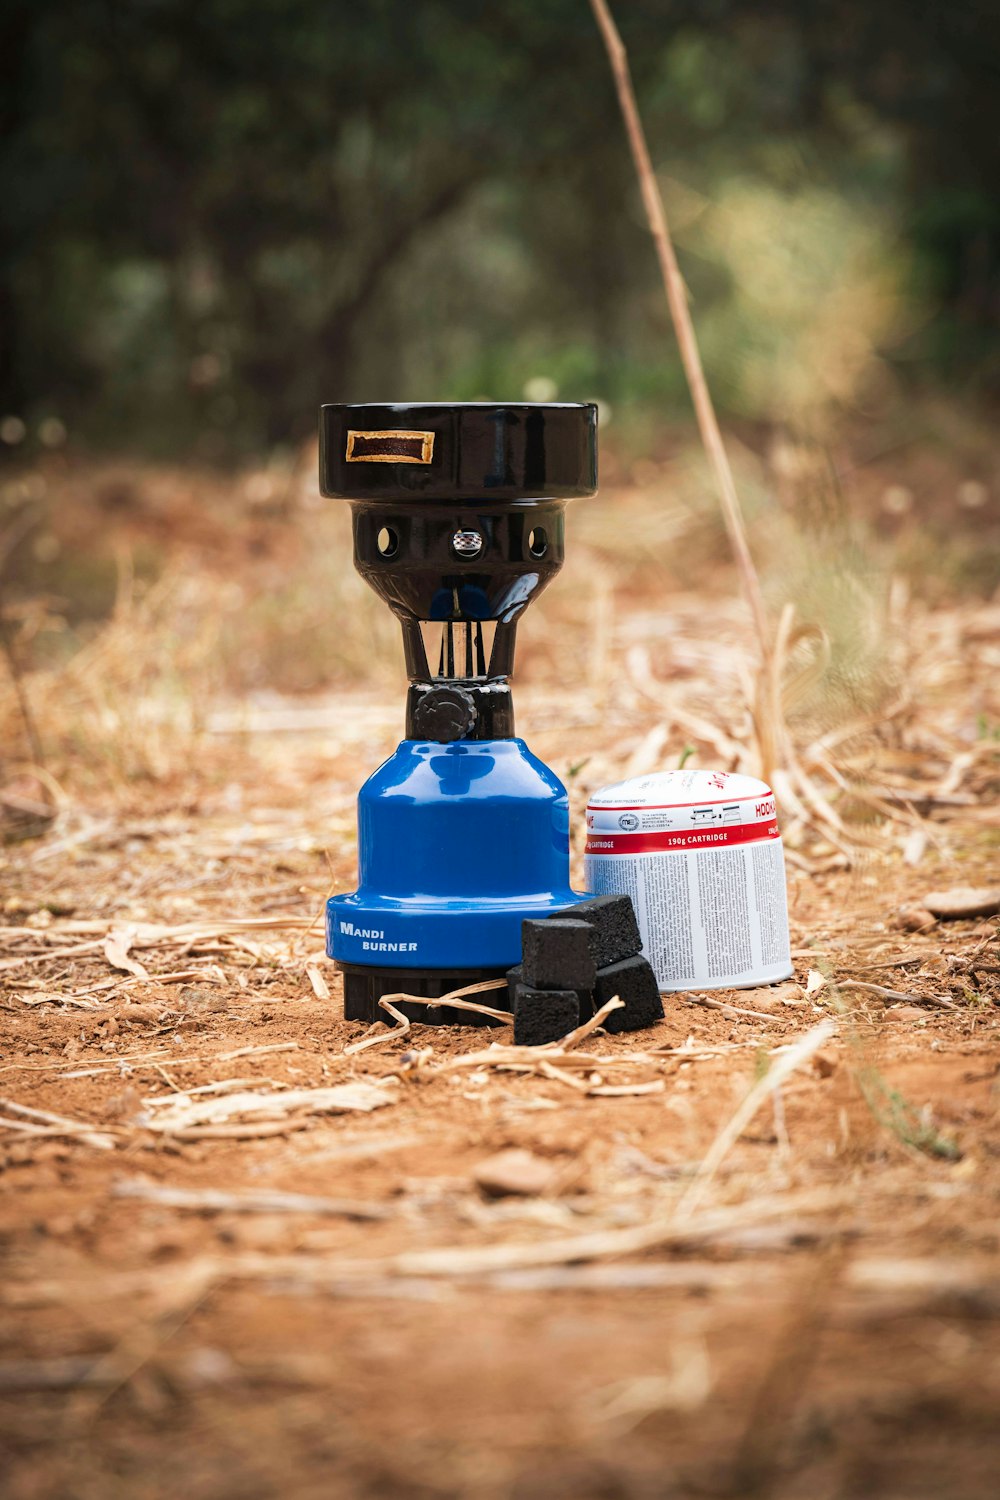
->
(584, 769), (793, 992)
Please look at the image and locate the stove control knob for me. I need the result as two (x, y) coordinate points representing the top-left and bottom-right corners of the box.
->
(411, 684), (478, 743)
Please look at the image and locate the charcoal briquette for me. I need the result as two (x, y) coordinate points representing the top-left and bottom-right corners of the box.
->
(521, 918), (596, 991)
(505, 963), (522, 1012)
(552, 894), (642, 969)
(593, 955), (664, 1034)
(513, 985), (580, 1047)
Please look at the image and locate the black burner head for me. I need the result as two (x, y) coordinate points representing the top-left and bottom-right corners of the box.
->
(318, 402), (598, 632)
(319, 402), (597, 504)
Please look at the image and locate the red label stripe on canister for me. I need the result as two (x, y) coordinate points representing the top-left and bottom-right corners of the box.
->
(584, 820), (781, 855)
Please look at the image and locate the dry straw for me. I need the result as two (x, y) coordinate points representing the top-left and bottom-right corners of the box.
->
(588, 0), (769, 667)
(587, 0), (912, 853)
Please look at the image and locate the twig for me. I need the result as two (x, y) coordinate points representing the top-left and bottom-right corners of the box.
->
(150, 1120), (315, 1141)
(363, 1185), (848, 1279)
(112, 1178), (391, 1221)
(588, 1080), (665, 1098)
(396, 981), (511, 1023)
(586, 0), (916, 855)
(305, 964), (331, 1000)
(537, 1059), (591, 1092)
(0, 1116), (121, 1149)
(559, 995), (625, 1048)
(681, 993), (796, 1025)
(345, 979), (511, 1056)
(142, 1076), (281, 1105)
(141, 1081), (395, 1134)
(588, 0), (768, 662)
(834, 979), (959, 1011)
(10, 1249), (993, 1314)
(730, 1248), (846, 1492)
(0, 1039), (299, 1082)
(214, 1041), (301, 1063)
(0, 1097), (117, 1150)
(344, 999), (412, 1055)
(0, 604), (46, 769)
(67, 1263), (213, 1422)
(485, 1263), (762, 1293)
(3, 1187), (849, 1308)
(674, 1019), (837, 1218)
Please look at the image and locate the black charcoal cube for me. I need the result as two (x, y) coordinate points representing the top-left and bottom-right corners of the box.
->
(575, 983), (596, 1023)
(554, 894), (642, 969)
(521, 918), (596, 991)
(513, 984), (580, 1047)
(506, 963), (522, 1012)
(593, 955), (664, 1035)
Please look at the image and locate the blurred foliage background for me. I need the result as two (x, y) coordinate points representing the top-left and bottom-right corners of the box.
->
(2, 0), (999, 456)
(1, 0), (999, 802)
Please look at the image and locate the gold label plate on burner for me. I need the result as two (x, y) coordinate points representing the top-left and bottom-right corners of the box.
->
(346, 430), (434, 464)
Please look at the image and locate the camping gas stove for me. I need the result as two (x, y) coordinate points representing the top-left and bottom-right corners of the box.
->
(320, 402), (597, 1024)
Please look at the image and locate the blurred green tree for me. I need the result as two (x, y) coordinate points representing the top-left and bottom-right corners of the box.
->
(1, 0), (997, 453)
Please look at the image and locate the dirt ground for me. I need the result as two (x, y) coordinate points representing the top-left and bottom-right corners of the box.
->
(1, 454), (999, 1498)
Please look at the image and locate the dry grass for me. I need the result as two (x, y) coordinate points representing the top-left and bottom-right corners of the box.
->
(0, 768), (997, 1500)
(3, 507), (998, 875)
(3, 418), (998, 860)
(0, 409), (997, 1497)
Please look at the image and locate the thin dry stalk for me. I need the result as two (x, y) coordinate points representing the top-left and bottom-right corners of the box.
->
(0, 1116), (121, 1149)
(650, 1043), (748, 1059)
(448, 1048), (653, 1074)
(142, 1077), (281, 1104)
(344, 998), (411, 1055)
(397, 981), (511, 1023)
(344, 979), (511, 1056)
(346, 1185), (849, 1279)
(0, 596), (47, 770)
(433, 997), (628, 1079)
(0, 1039), (298, 1083)
(587, 0), (769, 663)
(4, 1187), (850, 1305)
(10, 1248), (993, 1315)
(140, 1080), (395, 1135)
(587, 0), (912, 856)
(156, 1120), (315, 1141)
(729, 1248), (846, 1494)
(112, 1178), (392, 1221)
(588, 1080), (665, 1097)
(674, 1018), (836, 1218)
(66, 1262), (213, 1423)
(834, 979), (959, 1010)
(305, 964), (331, 1000)
(0, 914), (315, 975)
(487, 1263), (761, 1293)
(537, 1059), (591, 1092)
(215, 1041), (301, 1063)
(682, 993), (797, 1025)
(558, 994), (625, 1047)
(0, 1097), (117, 1150)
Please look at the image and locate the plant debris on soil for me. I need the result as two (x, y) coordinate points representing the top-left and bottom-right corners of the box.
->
(0, 455), (998, 1499)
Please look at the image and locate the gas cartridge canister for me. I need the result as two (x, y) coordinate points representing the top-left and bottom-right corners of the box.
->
(584, 769), (793, 992)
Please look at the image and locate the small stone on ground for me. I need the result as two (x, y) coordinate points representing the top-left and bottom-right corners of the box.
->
(473, 1148), (559, 1198)
(891, 905), (938, 932)
(923, 887), (1000, 920)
